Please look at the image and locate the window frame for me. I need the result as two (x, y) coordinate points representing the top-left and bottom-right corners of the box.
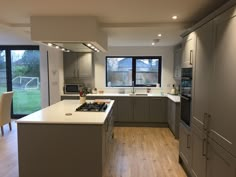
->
(105, 56), (162, 87)
(0, 45), (40, 119)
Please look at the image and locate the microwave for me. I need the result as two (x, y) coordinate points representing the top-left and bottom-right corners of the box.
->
(64, 84), (80, 94)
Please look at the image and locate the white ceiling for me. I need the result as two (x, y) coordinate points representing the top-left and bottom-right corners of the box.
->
(0, 0), (229, 47)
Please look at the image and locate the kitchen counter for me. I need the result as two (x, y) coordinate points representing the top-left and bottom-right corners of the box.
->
(16, 100), (114, 125)
(61, 93), (180, 103)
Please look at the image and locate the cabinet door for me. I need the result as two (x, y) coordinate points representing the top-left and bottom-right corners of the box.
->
(179, 122), (191, 171)
(117, 97), (133, 122)
(63, 52), (78, 78)
(167, 99), (175, 134)
(192, 21), (213, 131)
(208, 7), (236, 157)
(148, 98), (167, 123)
(191, 125), (207, 177)
(182, 32), (196, 68)
(206, 138), (236, 177)
(133, 97), (149, 122)
(174, 48), (182, 80)
(78, 53), (93, 78)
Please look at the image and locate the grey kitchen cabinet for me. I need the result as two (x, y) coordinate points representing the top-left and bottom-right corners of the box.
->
(63, 52), (93, 79)
(179, 122), (191, 173)
(116, 97), (133, 122)
(206, 138), (236, 177)
(63, 52), (78, 78)
(148, 97), (167, 123)
(190, 124), (207, 177)
(77, 53), (93, 78)
(192, 20), (213, 131)
(133, 97), (149, 122)
(174, 47), (182, 80)
(167, 99), (180, 138)
(181, 32), (196, 68)
(208, 6), (236, 157)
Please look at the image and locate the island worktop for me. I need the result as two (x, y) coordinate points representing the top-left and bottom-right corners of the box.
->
(17, 99), (115, 177)
(16, 100), (114, 125)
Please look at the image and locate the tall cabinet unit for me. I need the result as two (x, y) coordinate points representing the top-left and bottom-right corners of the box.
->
(208, 6), (236, 158)
(190, 20), (214, 177)
(180, 5), (236, 177)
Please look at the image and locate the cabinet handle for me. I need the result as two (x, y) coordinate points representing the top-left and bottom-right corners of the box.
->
(202, 138), (207, 157)
(203, 113), (208, 130)
(187, 134), (190, 149)
(190, 50), (193, 65)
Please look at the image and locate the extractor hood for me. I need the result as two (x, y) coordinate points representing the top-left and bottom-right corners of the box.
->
(30, 16), (107, 52)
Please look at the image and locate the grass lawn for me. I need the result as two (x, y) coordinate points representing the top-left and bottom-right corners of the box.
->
(0, 86), (41, 115)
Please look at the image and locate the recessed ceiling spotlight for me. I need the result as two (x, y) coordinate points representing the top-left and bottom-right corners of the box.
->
(67, 50), (70, 52)
(152, 42), (155, 46)
(158, 34), (162, 37)
(97, 50), (100, 52)
(48, 43), (53, 46)
(61, 48), (65, 51)
(87, 43), (92, 47)
(55, 46), (59, 49)
(172, 15), (178, 20)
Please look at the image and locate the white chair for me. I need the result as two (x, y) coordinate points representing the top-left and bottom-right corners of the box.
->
(0, 91), (14, 136)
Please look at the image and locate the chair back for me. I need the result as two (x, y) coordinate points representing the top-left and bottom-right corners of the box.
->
(0, 91), (14, 125)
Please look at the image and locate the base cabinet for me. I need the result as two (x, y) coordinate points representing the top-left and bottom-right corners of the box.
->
(190, 125), (207, 177)
(167, 99), (180, 138)
(179, 122), (191, 172)
(148, 97), (167, 123)
(206, 138), (236, 177)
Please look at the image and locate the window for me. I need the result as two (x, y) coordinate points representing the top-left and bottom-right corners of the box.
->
(0, 46), (41, 118)
(106, 56), (162, 87)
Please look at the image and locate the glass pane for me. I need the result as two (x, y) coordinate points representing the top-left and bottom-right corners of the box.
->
(106, 57), (132, 87)
(11, 50), (41, 115)
(135, 58), (159, 85)
(0, 50), (7, 94)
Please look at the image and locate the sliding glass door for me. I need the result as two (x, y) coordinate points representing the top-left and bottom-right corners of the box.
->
(0, 46), (41, 118)
(0, 50), (7, 94)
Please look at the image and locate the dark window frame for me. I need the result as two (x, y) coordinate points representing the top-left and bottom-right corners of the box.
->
(106, 56), (162, 87)
(0, 45), (40, 119)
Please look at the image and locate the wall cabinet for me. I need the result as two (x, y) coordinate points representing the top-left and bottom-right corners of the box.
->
(63, 52), (93, 79)
(179, 122), (191, 173)
(181, 32), (196, 68)
(167, 99), (180, 138)
(174, 47), (182, 80)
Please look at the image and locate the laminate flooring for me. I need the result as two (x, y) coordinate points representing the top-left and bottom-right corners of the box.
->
(0, 122), (186, 177)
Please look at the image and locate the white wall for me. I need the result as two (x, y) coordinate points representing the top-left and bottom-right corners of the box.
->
(40, 45), (64, 107)
(94, 46), (176, 94)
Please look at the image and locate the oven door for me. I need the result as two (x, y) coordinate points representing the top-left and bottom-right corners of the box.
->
(181, 95), (191, 126)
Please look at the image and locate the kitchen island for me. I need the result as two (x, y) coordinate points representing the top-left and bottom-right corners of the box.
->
(16, 100), (114, 177)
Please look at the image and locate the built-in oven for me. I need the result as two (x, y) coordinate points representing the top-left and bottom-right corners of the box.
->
(180, 68), (192, 126)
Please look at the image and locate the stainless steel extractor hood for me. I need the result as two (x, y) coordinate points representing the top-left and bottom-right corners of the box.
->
(30, 16), (107, 52)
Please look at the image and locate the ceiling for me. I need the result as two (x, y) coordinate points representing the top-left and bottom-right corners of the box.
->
(0, 0), (229, 47)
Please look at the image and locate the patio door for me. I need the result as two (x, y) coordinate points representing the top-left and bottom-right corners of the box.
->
(0, 46), (41, 118)
(0, 50), (7, 94)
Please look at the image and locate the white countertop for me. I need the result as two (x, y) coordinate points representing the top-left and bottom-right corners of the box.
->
(16, 100), (114, 125)
(62, 93), (180, 103)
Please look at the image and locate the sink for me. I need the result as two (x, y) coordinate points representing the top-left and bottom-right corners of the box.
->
(129, 93), (148, 96)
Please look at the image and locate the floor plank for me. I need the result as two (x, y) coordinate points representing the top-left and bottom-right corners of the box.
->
(0, 123), (186, 177)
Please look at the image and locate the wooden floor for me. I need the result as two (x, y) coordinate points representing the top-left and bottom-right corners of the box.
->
(0, 122), (186, 177)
